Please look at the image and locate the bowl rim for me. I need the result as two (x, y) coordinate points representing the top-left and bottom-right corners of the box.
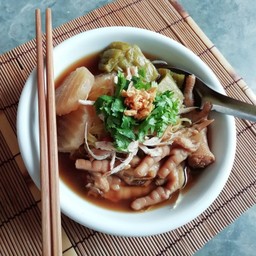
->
(17, 26), (236, 236)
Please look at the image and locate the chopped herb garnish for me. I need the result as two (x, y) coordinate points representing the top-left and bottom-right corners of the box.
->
(114, 71), (129, 97)
(94, 69), (180, 152)
(131, 69), (151, 90)
(138, 91), (179, 140)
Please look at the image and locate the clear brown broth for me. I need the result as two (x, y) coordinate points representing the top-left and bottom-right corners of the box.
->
(57, 52), (203, 212)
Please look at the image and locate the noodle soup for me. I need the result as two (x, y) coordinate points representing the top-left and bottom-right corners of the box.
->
(56, 44), (214, 212)
(18, 27), (236, 236)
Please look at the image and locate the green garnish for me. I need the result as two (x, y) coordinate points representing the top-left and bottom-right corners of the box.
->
(114, 71), (129, 97)
(94, 70), (180, 152)
(138, 91), (179, 141)
(131, 69), (151, 90)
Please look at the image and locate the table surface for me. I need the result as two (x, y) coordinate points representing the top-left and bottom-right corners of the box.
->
(0, 0), (255, 255)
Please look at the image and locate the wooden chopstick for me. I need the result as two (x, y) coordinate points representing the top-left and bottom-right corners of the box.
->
(36, 8), (62, 256)
(36, 9), (51, 256)
(45, 8), (62, 256)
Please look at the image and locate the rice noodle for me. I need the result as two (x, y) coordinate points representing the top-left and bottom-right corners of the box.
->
(139, 144), (163, 157)
(107, 141), (139, 175)
(78, 99), (95, 105)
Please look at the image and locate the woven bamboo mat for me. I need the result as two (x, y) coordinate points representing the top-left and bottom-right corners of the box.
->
(1, 0), (256, 255)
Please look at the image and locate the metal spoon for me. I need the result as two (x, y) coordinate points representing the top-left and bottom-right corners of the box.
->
(153, 61), (256, 122)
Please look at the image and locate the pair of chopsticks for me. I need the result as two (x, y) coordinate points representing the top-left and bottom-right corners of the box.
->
(36, 8), (62, 256)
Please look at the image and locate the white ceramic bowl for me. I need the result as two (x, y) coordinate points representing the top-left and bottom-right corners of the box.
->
(17, 26), (236, 236)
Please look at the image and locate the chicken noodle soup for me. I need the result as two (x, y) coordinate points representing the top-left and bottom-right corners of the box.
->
(56, 42), (215, 212)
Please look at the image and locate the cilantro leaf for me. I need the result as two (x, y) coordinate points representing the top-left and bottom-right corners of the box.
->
(131, 69), (151, 90)
(111, 98), (125, 116)
(113, 133), (132, 151)
(94, 95), (113, 115)
(115, 71), (129, 97)
(94, 69), (180, 152)
(138, 90), (179, 140)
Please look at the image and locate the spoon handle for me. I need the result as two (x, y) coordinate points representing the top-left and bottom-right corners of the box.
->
(152, 62), (256, 122)
(200, 85), (256, 122)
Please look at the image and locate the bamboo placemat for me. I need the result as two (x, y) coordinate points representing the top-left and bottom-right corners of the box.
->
(1, 0), (256, 255)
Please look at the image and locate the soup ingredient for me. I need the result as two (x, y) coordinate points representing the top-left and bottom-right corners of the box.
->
(117, 161), (160, 186)
(56, 67), (94, 115)
(94, 70), (181, 152)
(131, 164), (186, 210)
(181, 76), (215, 168)
(158, 68), (185, 88)
(88, 72), (116, 101)
(99, 41), (159, 82)
(76, 158), (111, 173)
(57, 42), (216, 212)
(188, 127), (215, 168)
(137, 90), (180, 141)
(183, 74), (196, 107)
(57, 105), (97, 152)
(122, 85), (157, 120)
(157, 72), (184, 105)
(157, 130), (202, 179)
(104, 184), (154, 202)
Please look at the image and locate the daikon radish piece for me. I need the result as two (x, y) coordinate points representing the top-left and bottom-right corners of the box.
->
(88, 72), (116, 101)
(56, 67), (94, 116)
(57, 105), (95, 152)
